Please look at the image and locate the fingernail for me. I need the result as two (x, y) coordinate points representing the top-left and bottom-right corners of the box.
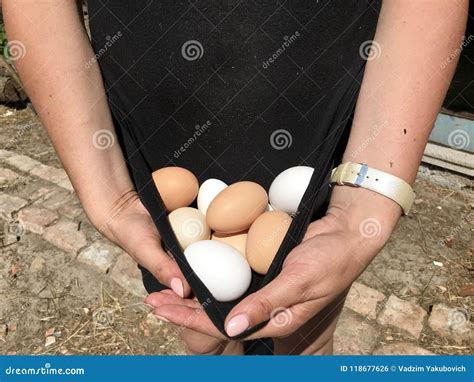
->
(226, 314), (249, 337)
(153, 314), (170, 323)
(170, 278), (184, 298)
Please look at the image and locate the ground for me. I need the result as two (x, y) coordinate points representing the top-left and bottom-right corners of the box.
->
(0, 105), (472, 355)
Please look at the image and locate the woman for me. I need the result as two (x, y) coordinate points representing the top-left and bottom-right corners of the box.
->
(4, 0), (467, 355)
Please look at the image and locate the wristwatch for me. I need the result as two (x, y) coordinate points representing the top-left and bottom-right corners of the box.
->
(330, 162), (416, 215)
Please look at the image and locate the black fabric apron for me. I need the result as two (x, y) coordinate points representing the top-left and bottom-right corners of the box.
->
(87, 0), (382, 344)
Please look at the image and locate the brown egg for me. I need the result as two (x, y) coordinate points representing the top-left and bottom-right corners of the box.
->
(152, 167), (199, 212)
(246, 211), (292, 274)
(212, 231), (248, 257)
(206, 181), (268, 234)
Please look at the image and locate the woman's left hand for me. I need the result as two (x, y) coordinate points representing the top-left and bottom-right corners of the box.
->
(145, 186), (401, 344)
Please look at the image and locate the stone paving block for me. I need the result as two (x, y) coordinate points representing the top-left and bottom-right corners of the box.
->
(0, 193), (28, 218)
(0, 168), (20, 186)
(428, 304), (472, 344)
(40, 190), (72, 210)
(110, 253), (147, 298)
(18, 207), (58, 234)
(377, 295), (427, 339)
(43, 221), (87, 253)
(5, 154), (41, 173)
(0, 149), (14, 160)
(373, 342), (434, 355)
(345, 282), (386, 320)
(78, 241), (122, 273)
(30, 164), (68, 184)
(334, 308), (379, 355)
(58, 201), (83, 219)
(56, 178), (74, 192)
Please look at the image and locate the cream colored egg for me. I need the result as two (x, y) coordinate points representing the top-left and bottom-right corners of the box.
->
(168, 207), (210, 249)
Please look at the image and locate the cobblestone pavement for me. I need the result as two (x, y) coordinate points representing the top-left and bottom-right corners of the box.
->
(0, 145), (472, 355)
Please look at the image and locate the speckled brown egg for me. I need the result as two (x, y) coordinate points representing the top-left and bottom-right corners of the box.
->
(206, 181), (268, 234)
(246, 210), (292, 274)
(152, 167), (199, 212)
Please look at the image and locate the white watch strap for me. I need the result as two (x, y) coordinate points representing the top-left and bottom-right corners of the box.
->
(330, 162), (415, 215)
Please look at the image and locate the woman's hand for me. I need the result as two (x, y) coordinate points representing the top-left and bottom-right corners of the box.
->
(100, 190), (191, 298)
(145, 185), (402, 346)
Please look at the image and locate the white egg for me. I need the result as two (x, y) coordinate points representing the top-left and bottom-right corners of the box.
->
(197, 179), (228, 215)
(269, 166), (314, 215)
(184, 240), (251, 302)
(168, 207), (210, 249)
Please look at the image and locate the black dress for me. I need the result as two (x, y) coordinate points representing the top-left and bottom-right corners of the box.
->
(87, 0), (382, 349)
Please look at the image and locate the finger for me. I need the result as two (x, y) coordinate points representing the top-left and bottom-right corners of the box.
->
(224, 267), (308, 338)
(131, 235), (192, 298)
(153, 304), (226, 339)
(145, 291), (201, 309)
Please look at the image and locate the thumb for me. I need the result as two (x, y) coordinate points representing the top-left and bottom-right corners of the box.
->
(224, 267), (307, 338)
(134, 236), (192, 298)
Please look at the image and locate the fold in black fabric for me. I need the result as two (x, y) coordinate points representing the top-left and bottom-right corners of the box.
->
(88, 0), (382, 340)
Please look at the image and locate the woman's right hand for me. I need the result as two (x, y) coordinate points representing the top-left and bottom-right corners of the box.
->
(101, 190), (191, 298)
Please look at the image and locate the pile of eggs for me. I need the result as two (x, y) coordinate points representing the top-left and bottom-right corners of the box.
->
(152, 166), (314, 302)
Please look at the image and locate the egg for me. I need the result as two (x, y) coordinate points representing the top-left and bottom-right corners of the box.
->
(246, 211), (292, 274)
(184, 240), (252, 302)
(212, 231), (247, 257)
(152, 167), (199, 212)
(168, 207), (210, 249)
(197, 179), (228, 215)
(269, 166), (314, 215)
(207, 181), (268, 233)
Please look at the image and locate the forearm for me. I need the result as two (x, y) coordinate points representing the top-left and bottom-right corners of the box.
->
(329, 0), (467, 243)
(3, 0), (134, 229)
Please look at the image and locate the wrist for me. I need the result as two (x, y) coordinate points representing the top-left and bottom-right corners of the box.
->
(327, 184), (401, 248)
